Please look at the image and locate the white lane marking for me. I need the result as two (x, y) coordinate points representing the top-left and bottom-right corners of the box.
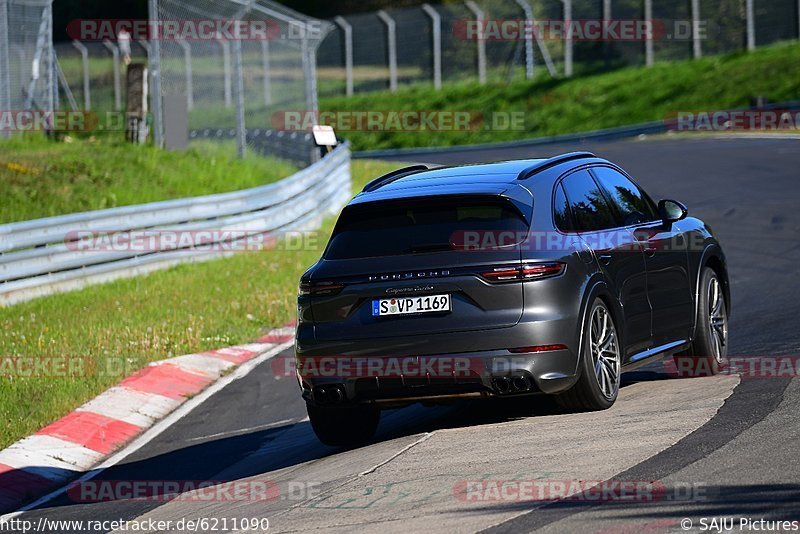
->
(359, 432), (433, 477)
(0, 339), (294, 526)
(185, 419), (295, 443)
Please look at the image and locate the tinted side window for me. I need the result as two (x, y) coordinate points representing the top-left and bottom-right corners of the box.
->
(592, 167), (658, 226)
(561, 170), (617, 232)
(553, 183), (572, 232)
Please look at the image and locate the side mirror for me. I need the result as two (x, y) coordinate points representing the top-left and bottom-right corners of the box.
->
(658, 199), (688, 224)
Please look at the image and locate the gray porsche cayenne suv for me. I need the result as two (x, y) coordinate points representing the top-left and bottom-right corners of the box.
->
(296, 152), (730, 446)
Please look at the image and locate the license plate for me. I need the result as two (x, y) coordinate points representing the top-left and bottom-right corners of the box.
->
(372, 294), (451, 317)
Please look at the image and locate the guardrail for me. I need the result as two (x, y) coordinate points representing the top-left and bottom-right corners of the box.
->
(0, 143), (351, 306)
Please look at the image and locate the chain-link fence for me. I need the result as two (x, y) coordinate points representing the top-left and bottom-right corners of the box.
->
(0, 0), (55, 138)
(152, 0), (332, 166)
(317, 0), (800, 97)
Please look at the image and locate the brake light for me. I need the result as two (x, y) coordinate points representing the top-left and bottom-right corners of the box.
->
(299, 280), (344, 296)
(481, 263), (564, 283)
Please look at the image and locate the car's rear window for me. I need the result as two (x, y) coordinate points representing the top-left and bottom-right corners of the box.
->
(324, 196), (530, 260)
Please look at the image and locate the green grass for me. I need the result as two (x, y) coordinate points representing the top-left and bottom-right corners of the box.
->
(0, 159), (399, 449)
(0, 136), (297, 224)
(319, 41), (800, 151)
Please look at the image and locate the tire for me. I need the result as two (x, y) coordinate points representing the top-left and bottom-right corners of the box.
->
(556, 298), (622, 412)
(307, 402), (380, 447)
(673, 267), (728, 377)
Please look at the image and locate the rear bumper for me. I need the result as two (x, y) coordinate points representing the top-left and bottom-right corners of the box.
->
(296, 340), (578, 405)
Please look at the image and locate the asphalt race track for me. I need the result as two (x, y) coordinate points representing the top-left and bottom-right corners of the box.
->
(3, 135), (799, 533)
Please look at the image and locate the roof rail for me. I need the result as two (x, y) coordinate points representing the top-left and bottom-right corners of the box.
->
(516, 152), (597, 181)
(362, 164), (430, 192)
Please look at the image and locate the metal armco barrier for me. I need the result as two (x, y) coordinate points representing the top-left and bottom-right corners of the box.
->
(0, 142), (351, 306)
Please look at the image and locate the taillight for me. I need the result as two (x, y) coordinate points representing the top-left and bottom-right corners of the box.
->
(481, 262), (564, 283)
(299, 280), (344, 296)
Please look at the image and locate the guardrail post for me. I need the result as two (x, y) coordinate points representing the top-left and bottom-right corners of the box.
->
(377, 10), (398, 93)
(103, 40), (122, 111)
(71, 41), (91, 109)
(644, 0), (654, 67)
(148, 0), (163, 148)
(745, 0), (756, 51)
(216, 35), (232, 108)
(176, 40), (193, 111)
(691, 0), (702, 58)
(561, 0), (573, 77)
(333, 16), (353, 96)
(0, 0), (11, 138)
(261, 39), (272, 106)
(465, 1), (487, 84)
(421, 4), (442, 90)
(514, 0), (535, 80)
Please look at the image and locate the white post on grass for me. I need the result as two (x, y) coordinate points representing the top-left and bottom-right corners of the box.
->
(103, 39), (121, 111)
(562, 0), (573, 77)
(746, 0), (756, 51)
(422, 4), (442, 90)
(515, 0), (535, 80)
(334, 16), (353, 96)
(216, 35), (232, 107)
(72, 40), (91, 109)
(691, 0), (702, 58)
(176, 40), (193, 111)
(465, 1), (487, 84)
(377, 10), (398, 93)
(261, 39), (272, 105)
(644, 0), (654, 67)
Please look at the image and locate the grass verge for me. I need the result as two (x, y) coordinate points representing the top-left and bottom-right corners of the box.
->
(0, 159), (399, 449)
(0, 136), (297, 224)
(319, 42), (800, 151)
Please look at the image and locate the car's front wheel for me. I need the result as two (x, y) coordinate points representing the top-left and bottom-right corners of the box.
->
(307, 402), (380, 447)
(673, 267), (728, 377)
(557, 298), (621, 412)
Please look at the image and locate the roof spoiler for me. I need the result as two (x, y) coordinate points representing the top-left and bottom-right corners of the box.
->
(516, 152), (596, 181)
(362, 164), (430, 192)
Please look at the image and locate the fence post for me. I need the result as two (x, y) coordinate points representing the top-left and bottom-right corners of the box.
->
(377, 10), (398, 93)
(72, 41), (91, 109)
(421, 4), (442, 90)
(232, 35), (245, 159)
(644, 0), (654, 67)
(691, 0), (702, 58)
(216, 35), (232, 108)
(745, 0), (756, 51)
(514, 0), (535, 80)
(301, 34), (320, 117)
(562, 0), (573, 77)
(333, 16), (353, 97)
(103, 40), (122, 111)
(148, 0), (163, 148)
(261, 39), (272, 106)
(465, 1), (487, 84)
(176, 40), (193, 111)
(0, 0), (11, 138)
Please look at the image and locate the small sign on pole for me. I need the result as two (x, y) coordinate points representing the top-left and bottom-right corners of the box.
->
(312, 125), (338, 152)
